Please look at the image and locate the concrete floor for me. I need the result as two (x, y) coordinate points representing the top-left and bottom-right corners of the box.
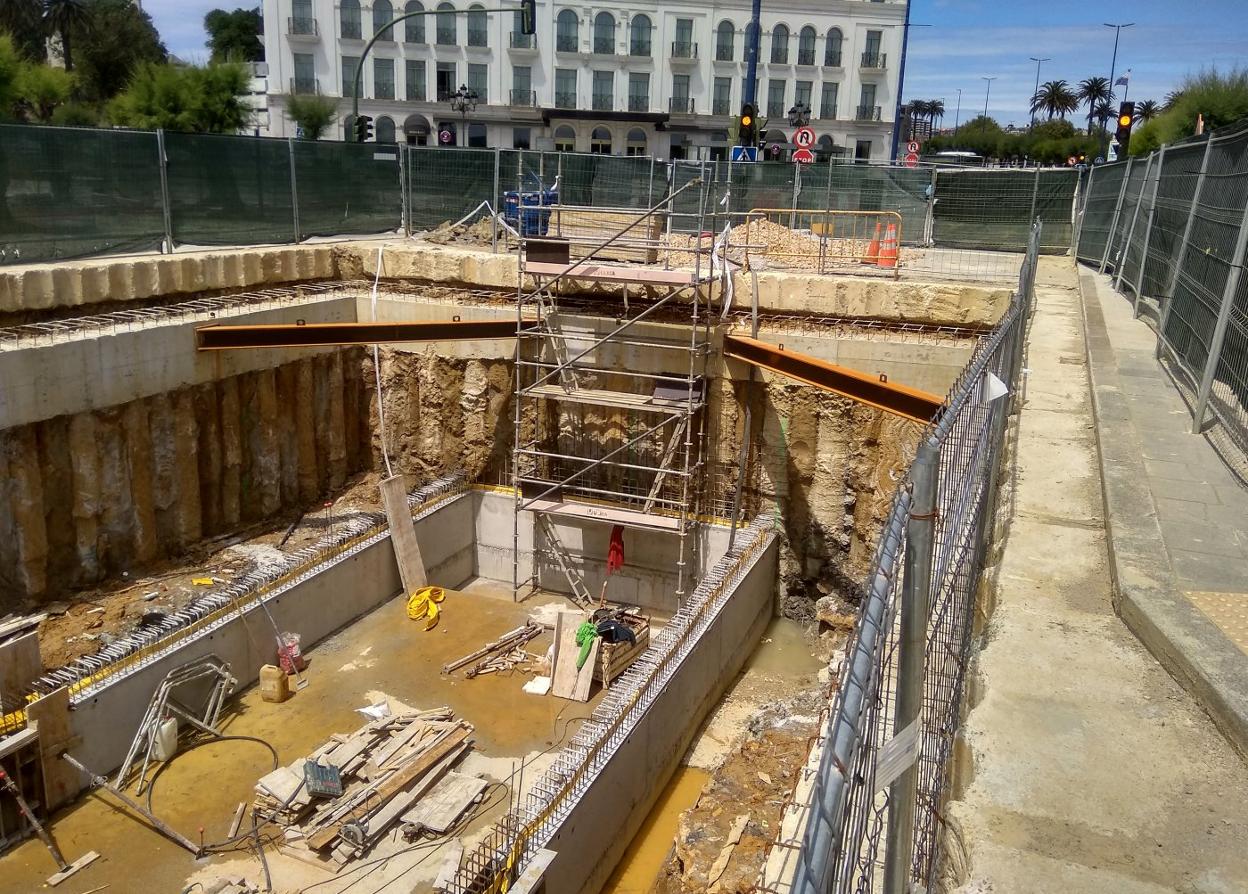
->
(943, 256), (1248, 892)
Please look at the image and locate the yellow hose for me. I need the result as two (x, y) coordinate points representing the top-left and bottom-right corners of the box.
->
(406, 586), (446, 630)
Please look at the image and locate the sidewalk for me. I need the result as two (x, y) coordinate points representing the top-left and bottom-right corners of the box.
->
(943, 256), (1248, 893)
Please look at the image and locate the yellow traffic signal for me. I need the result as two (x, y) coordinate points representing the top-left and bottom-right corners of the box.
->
(741, 114), (753, 127)
(1118, 113), (1132, 128)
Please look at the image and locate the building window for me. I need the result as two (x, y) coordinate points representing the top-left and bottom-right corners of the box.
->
(672, 73), (690, 113)
(556, 9), (578, 52)
(511, 65), (532, 105)
(406, 60), (425, 101)
(855, 139), (872, 162)
(513, 127), (531, 149)
(467, 62), (487, 101)
(825, 27), (842, 67)
(626, 127), (646, 155)
(864, 30), (882, 67)
(859, 83), (877, 119)
(628, 71), (649, 112)
(820, 81), (838, 119)
(715, 20), (734, 61)
(436, 2), (456, 44)
(373, 0), (394, 40)
(404, 1), (425, 42)
(436, 61), (456, 100)
(629, 14), (651, 57)
(341, 0), (361, 39)
(468, 122), (487, 147)
(293, 53), (316, 93)
(467, 4), (487, 46)
(510, 10), (535, 47)
(712, 76), (731, 116)
(770, 24), (788, 64)
(593, 11), (614, 55)
(590, 126), (611, 154)
(592, 70), (613, 111)
(795, 80), (812, 115)
(673, 18), (693, 58)
(342, 55), (360, 96)
(554, 125), (575, 151)
(374, 57), (395, 98)
(404, 113), (430, 144)
(766, 78), (785, 117)
(555, 67), (576, 108)
(798, 26), (816, 65)
(292, 0), (315, 34)
(377, 115), (396, 142)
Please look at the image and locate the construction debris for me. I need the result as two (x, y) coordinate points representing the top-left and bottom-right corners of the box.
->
(442, 621), (544, 677)
(254, 705), (475, 869)
(0, 768), (99, 886)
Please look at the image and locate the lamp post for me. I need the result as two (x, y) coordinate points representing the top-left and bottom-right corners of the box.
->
(954, 87), (961, 132)
(1102, 22), (1133, 157)
(1029, 56), (1050, 127)
(449, 84), (479, 147)
(787, 103), (811, 127)
(981, 76), (996, 121)
(889, 21), (932, 162)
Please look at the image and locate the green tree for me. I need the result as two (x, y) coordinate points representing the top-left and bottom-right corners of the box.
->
(43, 0), (88, 70)
(1031, 80), (1078, 121)
(1134, 99), (1160, 123)
(71, 0), (165, 104)
(1077, 77), (1114, 134)
(0, 32), (22, 115)
(1129, 68), (1248, 156)
(15, 57), (70, 119)
(0, 0), (45, 61)
(109, 61), (252, 132)
(287, 93), (337, 139)
(204, 7), (262, 62)
(928, 98), (945, 129)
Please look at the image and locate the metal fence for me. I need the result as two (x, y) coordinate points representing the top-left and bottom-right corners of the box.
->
(1, 123), (1077, 273)
(775, 221), (1040, 894)
(1076, 118), (1248, 480)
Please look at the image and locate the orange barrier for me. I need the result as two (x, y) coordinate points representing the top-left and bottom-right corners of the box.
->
(863, 222), (882, 266)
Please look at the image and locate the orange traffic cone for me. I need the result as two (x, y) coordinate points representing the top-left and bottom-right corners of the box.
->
(878, 223), (898, 269)
(862, 222), (882, 265)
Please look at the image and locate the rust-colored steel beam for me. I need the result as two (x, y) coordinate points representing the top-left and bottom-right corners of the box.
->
(722, 334), (944, 423)
(195, 319), (516, 350)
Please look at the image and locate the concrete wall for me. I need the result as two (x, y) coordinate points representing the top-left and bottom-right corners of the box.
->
(542, 533), (779, 894)
(65, 492), (474, 776)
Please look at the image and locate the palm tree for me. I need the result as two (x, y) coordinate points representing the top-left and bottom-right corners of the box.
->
(0, 0), (44, 59)
(1134, 99), (1160, 123)
(1163, 90), (1183, 110)
(1092, 99), (1115, 133)
(43, 0), (88, 71)
(907, 99), (929, 138)
(1031, 80), (1078, 121)
(1077, 76), (1114, 134)
(928, 98), (945, 130)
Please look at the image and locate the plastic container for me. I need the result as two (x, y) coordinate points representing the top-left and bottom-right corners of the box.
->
(259, 664), (292, 703)
(277, 632), (305, 674)
(152, 716), (178, 761)
(503, 188), (558, 236)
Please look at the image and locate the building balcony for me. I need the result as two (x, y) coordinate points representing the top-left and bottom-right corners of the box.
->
(510, 32), (537, 51)
(823, 53), (842, 69)
(714, 44), (733, 62)
(467, 30), (488, 47)
(436, 30), (456, 46)
(629, 43), (651, 58)
(855, 104), (883, 121)
(860, 52), (887, 71)
(592, 40), (615, 56)
(670, 41), (697, 62)
(556, 36), (578, 54)
(555, 90), (577, 109)
(797, 50), (815, 66)
(375, 84), (396, 101)
(510, 89), (537, 107)
(712, 99), (731, 116)
(669, 97), (695, 114)
(290, 77), (320, 95)
(818, 108), (838, 120)
(287, 16), (319, 39)
(628, 95), (648, 112)
(592, 94), (614, 111)
(341, 23), (362, 40)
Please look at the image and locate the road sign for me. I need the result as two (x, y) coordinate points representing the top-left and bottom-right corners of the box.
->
(793, 126), (816, 150)
(906, 140), (920, 153)
(793, 147), (815, 164)
(769, 144), (782, 158)
(904, 152), (919, 168)
(730, 145), (758, 162)
(439, 129), (454, 144)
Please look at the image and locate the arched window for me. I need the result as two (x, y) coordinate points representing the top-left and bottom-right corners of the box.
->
(770, 24), (788, 64)
(556, 9), (578, 53)
(404, 113), (431, 144)
(798, 26), (816, 65)
(824, 28), (843, 67)
(343, 113), (357, 140)
(554, 124), (576, 152)
(590, 126), (612, 154)
(404, 1), (424, 42)
(629, 14), (650, 56)
(626, 127), (647, 157)
(593, 11), (614, 54)
(715, 20), (734, 61)
(376, 115), (396, 143)
(467, 4), (487, 46)
(436, 2), (456, 44)
(816, 134), (835, 161)
(373, 0), (393, 39)
(341, 0), (361, 39)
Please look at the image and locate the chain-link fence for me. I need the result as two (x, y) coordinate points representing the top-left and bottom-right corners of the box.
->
(1076, 118), (1248, 481)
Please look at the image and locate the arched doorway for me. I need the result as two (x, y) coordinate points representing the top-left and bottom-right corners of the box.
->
(376, 116), (396, 143)
(816, 134), (835, 162)
(553, 125), (576, 152)
(403, 113), (431, 145)
(590, 126), (612, 154)
(626, 127), (647, 156)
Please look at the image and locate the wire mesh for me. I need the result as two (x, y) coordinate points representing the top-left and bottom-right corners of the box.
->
(1075, 161), (1128, 264)
(934, 168), (1074, 253)
(406, 146), (499, 230)
(293, 139), (402, 237)
(1104, 158), (1148, 275)
(1140, 141), (1208, 300)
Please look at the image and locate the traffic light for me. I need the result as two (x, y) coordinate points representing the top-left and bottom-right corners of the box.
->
(519, 0), (536, 35)
(1114, 101), (1135, 156)
(353, 114), (374, 143)
(738, 102), (757, 146)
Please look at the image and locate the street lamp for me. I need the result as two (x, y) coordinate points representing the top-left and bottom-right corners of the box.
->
(1102, 22), (1133, 157)
(787, 103), (811, 127)
(981, 76), (996, 121)
(448, 83), (479, 147)
(1029, 56), (1050, 127)
(954, 87), (961, 131)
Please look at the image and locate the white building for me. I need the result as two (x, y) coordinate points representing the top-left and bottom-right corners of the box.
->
(260, 0), (906, 161)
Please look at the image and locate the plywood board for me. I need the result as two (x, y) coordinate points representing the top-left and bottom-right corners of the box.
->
(571, 637), (600, 703)
(25, 688), (79, 811)
(381, 475), (427, 596)
(0, 632), (40, 714)
(401, 771), (488, 833)
(550, 612), (585, 700)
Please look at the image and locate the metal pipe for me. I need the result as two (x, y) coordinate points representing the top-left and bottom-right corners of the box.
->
(287, 137), (301, 243)
(155, 129), (174, 254)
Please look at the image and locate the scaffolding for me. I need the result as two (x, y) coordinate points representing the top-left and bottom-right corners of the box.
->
(510, 162), (718, 605)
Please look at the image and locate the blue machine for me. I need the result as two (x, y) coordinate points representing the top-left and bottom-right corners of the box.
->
(503, 174), (558, 236)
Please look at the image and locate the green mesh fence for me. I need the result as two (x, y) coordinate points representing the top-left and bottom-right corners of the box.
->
(165, 132), (295, 246)
(822, 164), (931, 246)
(0, 123), (165, 265)
(1075, 162), (1127, 263)
(557, 153), (655, 208)
(934, 168), (1076, 253)
(293, 139), (402, 238)
(406, 146), (498, 230)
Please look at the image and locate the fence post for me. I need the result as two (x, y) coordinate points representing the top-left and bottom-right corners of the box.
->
(1074, 163), (1095, 253)
(1190, 196), (1248, 434)
(647, 156), (656, 209)
(492, 147), (501, 253)
(1027, 166), (1040, 227)
(1132, 145), (1165, 315)
(399, 144), (410, 237)
(287, 137), (301, 244)
(1098, 156), (1132, 273)
(155, 129), (174, 254)
(1157, 136), (1213, 359)
(1115, 151), (1154, 291)
(925, 167), (937, 246)
(883, 439), (939, 894)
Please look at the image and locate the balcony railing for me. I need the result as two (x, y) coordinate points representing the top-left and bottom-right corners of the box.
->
(669, 97), (694, 114)
(824, 51), (842, 67)
(855, 104), (882, 121)
(715, 42), (733, 61)
(766, 102), (784, 117)
(671, 40), (697, 59)
(628, 94), (648, 112)
(288, 16), (319, 37)
(510, 32), (536, 49)
(436, 28), (456, 45)
(798, 48), (815, 65)
(290, 77), (320, 95)
(436, 89), (456, 101)
(555, 90), (577, 109)
(593, 38), (614, 55)
(592, 93), (613, 111)
(861, 52), (887, 70)
(341, 19), (362, 39)
(375, 82), (395, 100)
(819, 107), (838, 120)
(712, 98), (731, 115)
(509, 88), (537, 106)
(556, 34), (578, 52)
(467, 29), (488, 46)
(629, 41), (650, 57)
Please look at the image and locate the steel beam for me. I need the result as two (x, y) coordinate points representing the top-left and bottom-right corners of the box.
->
(723, 334), (944, 422)
(195, 319), (516, 350)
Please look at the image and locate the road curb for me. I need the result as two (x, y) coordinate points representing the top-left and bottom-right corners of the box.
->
(1077, 269), (1248, 761)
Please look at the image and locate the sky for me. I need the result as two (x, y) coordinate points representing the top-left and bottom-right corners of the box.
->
(147, 0), (1248, 128)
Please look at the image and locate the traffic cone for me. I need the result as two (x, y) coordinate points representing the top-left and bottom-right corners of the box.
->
(862, 222), (881, 265)
(878, 223), (898, 269)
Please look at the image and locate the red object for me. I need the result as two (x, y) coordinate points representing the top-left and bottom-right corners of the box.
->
(792, 147), (815, 164)
(607, 525), (625, 574)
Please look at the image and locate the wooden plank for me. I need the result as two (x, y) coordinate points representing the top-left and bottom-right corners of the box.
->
(571, 637), (600, 703)
(433, 842), (465, 891)
(524, 384), (689, 415)
(362, 742), (468, 837)
(549, 612), (584, 700)
(25, 688), (79, 811)
(0, 632), (40, 712)
(524, 261), (700, 287)
(401, 771), (488, 834)
(0, 614), (45, 643)
(526, 499), (682, 533)
(380, 475), (427, 596)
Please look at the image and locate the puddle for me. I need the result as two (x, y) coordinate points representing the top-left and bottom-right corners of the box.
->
(600, 766), (711, 894)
